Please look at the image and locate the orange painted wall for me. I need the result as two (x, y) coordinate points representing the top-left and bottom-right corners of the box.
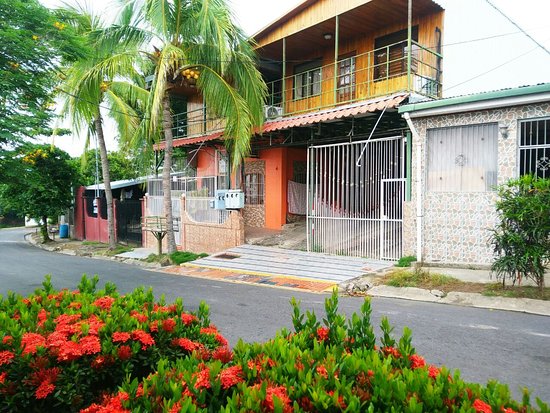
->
(260, 147), (307, 229)
(196, 147), (217, 176)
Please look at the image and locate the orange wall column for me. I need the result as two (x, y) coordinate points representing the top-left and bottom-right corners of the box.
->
(262, 148), (287, 229)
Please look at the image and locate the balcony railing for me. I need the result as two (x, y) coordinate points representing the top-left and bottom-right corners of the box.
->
(265, 40), (442, 118)
(171, 40), (441, 140)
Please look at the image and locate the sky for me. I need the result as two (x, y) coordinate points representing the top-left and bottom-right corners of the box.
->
(37, 0), (550, 157)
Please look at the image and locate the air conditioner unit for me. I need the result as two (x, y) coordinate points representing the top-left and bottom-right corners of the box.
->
(264, 105), (283, 120)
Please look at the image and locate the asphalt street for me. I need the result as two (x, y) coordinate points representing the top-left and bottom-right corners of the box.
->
(1, 227), (549, 403)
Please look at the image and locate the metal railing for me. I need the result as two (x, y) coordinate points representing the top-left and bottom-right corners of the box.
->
(169, 40), (441, 140)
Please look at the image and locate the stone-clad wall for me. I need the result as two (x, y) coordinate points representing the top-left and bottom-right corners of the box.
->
(404, 102), (550, 265)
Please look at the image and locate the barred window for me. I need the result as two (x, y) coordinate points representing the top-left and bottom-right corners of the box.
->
(245, 173), (264, 205)
(519, 118), (550, 178)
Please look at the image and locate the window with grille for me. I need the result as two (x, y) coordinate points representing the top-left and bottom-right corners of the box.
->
(245, 173), (264, 205)
(427, 123), (498, 192)
(374, 26), (418, 80)
(519, 118), (550, 178)
(294, 60), (322, 99)
(337, 55), (356, 102)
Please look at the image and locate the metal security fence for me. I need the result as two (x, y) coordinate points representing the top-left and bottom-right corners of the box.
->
(307, 136), (405, 260)
(519, 117), (550, 178)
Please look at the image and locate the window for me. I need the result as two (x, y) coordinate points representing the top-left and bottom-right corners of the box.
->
(427, 124), (498, 192)
(374, 26), (418, 80)
(245, 173), (264, 205)
(294, 60), (321, 99)
(519, 118), (550, 178)
(337, 54), (356, 102)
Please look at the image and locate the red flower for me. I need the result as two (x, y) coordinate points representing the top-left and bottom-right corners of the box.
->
(35, 381), (55, 399)
(193, 367), (211, 390)
(215, 333), (228, 347)
(91, 355), (113, 369)
(21, 333), (46, 355)
(2, 335), (13, 345)
(428, 365), (440, 379)
(383, 346), (401, 359)
(68, 301), (82, 309)
(200, 326), (218, 335)
(0, 351), (15, 366)
(219, 365), (244, 389)
(409, 354), (426, 369)
(112, 332), (131, 343)
(80, 335), (101, 355)
(93, 296), (115, 310)
(117, 345), (132, 360)
(169, 402), (181, 413)
(181, 313), (198, 326)
(131, 330), (155, 350)
(473, 399), (493, 413)
(173, 337), (199, 352)
(316, 365), (328, 379)
(264, 385), (292, 413)
(327, 390), (347, 409)
(57, 340), (82, 362)
(37, 308), (49, 327)
(130, 311), (148, 323)
(501, 408), (518, 413)
(0, 372), (7, 384)
(162, 318), (176, 332)
(212, 346), (233, 363)
(317, 327), (329, 341)
(149, 320), (159, 333)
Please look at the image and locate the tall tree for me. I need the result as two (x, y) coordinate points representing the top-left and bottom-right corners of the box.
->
(58, 4), (147, 249)
(0, 145), (79, 242)
(91, 0), (266, 253)
(0, 0), (84, 147)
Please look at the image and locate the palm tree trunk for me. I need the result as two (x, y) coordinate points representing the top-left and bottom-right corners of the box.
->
(95, 111), (116, 250)
(162, 94), (177, 253)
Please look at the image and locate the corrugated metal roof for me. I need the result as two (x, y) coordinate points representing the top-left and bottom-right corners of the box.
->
(262, 93), (408, 133)
(86, 177), (147, 191)
(166, 93), (408, 148)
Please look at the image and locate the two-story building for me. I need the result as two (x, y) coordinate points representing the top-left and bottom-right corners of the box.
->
(147, 0), (445, 260)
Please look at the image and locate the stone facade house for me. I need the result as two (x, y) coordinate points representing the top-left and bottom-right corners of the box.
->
(398, 83), (550, 266)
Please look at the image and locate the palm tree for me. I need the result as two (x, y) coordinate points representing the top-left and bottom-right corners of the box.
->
(92, 0), (266, 253)
(58, 4), (148, 250)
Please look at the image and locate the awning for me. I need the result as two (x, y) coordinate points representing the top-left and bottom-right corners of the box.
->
(262, 93), (408, 133)
(85, 177), (148, 191)
(165, 93), (408, 148)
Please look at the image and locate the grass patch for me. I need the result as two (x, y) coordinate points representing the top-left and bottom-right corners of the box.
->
(103, 245), (133, 257)
(483, 283), (550, 300)
(82, 241), (105, 246)
(170, 251), (208, 265)
(396, 255), (417, 267)
(382, 268), (468, 293)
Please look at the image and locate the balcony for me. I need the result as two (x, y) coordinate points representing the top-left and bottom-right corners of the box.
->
(171, 39), (441, 140)
(264, 40), (442, 118)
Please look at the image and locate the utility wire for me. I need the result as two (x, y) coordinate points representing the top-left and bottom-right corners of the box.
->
(484, 0), (550, 57)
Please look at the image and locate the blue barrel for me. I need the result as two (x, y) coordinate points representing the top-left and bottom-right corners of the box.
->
(59, 224), (69, 239)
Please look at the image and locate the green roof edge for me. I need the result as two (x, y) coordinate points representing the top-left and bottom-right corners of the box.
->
(398, 83), (550, 114)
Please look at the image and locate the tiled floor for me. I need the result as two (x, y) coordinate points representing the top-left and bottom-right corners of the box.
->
(164, 245), (392, 293)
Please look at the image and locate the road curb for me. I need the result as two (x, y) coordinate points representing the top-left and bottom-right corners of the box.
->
(367, 285), (550, 317)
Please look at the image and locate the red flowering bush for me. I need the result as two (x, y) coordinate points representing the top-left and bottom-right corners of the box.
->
(80, 292), (549, 413)
(0, 276), (227, 411)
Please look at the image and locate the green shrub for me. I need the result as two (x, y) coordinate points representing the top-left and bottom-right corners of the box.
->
(0, 276), (227, 412)
(396, 255), (417, 267)
(170, 251), (208, 265)
(491, 175), (550, 292)
(81, 292), (549, 413)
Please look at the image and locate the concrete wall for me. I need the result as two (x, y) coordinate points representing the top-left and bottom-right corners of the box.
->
(404, 102), (550, 265)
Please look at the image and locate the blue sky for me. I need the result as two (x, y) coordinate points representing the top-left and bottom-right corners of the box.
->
(38, 0), (550, 156)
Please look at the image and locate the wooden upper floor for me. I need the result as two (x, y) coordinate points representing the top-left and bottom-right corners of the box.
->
(172, 0), (444, 140)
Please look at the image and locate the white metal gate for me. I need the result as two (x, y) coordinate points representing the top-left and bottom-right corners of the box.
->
(307, 136), (405, 260)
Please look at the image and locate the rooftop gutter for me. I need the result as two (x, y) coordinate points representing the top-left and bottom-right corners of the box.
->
(399, 83), (550, 118)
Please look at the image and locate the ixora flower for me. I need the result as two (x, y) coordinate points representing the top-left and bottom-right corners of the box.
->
(219, 365), (244, 389)
(21, 333), (47, 355)
(409, 354), (426, 369)
(92, 296), (115, 310)
(0, 351), (15, 366)
(472, 399), (493, 413)
(181, 313), (198, 326)
(316, 326), (329, 341)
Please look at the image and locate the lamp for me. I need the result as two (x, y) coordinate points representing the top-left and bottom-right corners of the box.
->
(499, 124), (509, 139)
(323, 33), (333, 40)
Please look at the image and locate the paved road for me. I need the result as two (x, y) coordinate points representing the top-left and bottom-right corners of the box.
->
(1, 227), (549, 403)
